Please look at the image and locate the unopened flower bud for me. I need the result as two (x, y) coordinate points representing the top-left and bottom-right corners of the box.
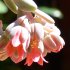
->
(44, 33), (65, 52)
(13, 0), (37, 12)
(34, 9), (55, 24)
(4, 0), (18, 14)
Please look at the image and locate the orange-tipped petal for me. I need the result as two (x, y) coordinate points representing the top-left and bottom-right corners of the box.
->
(12, 31), (21, 47)
(38, 40), (44, 53)
(6, 40), (14, 56)
(34, 23), (44, 39)
(33, 56), (40, 62)
(25, 53), (33, 66)
(38, 57), (43, 65)
(10, 45), (24, 63)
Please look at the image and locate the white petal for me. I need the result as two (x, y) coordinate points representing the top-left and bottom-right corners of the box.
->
(33, 56), (40, 62)
(22, 41), (27, 52)
(30, 23), (34, 33)
(10, 26), (30, 47)
(26, 34), (30, 48)
(51, 33), (65, 46)
(44, 23), (61, 35)
(9, 26), (21, 36)
(12, 35), (21, 47)
(6, 22), (16, 33)
(38, 40), (44, 53)
(44, 35), (56, 49)
(6, 16), (26, 33)
(52, 25), (61, 35)
(23, 18), (31, 32)
(11, 27), (21, 47)
(21, 27), (30, 41)
(17, 16), (26, 21)
(34, 23), (44, 39)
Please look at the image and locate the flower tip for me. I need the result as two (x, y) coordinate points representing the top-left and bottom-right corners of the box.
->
(14, 0), (37, 12)
(34, 9), (55, 24)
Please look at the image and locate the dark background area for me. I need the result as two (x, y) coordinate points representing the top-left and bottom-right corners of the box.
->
(0, 0), (70, 70)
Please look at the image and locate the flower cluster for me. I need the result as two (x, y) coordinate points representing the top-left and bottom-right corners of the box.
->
(0, 13), (65, 66)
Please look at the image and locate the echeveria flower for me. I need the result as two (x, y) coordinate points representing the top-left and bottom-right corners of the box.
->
(25, 23), (48, 66)
(44, 33), (65, 53)
(6, 26), (30, 63)
(0, 11), (65, 66)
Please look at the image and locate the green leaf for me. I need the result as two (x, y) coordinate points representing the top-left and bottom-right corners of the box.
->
(39, 6), (63, 19)
(0, 1), (8, 14)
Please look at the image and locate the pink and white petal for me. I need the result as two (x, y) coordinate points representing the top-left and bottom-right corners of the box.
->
(44, 23), (54, 31)
(38, 40), (44, 53)
(38, 56), (43, 65)
(44, 35), (57, 51)
(51, 33), (65, 51)
(42, 47), (48, 57)
(44, 23), (61, 35)
(22, 29), (30, 52)
(51, 33), (65, 46)
(12, 31), (21, 47)
(9, 26), (21, 36)
(10, 45), (24, 63)
(33, 56), (40, 62)
(6, 16), (26, 33)
(25, 34), (30, 49)
(21, 27), (30, 41)
(51, 25), (61, 35)
(10, 26), (29, 47)
(34, 23), (44, 39)
(6, 22), (19, 33)
(30, 23), (35, 33)
(22, 41), (27, 52)
(23, 18), (31, 32)
(16, 16), (26, 24)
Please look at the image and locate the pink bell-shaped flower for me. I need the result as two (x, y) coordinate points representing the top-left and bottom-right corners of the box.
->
(6, 26), (30, 63)
(25, 23), (48, 66)
(43, 23), (65, 53)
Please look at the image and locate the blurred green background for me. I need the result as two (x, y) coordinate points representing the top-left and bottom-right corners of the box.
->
(0, 0), (70, 70)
